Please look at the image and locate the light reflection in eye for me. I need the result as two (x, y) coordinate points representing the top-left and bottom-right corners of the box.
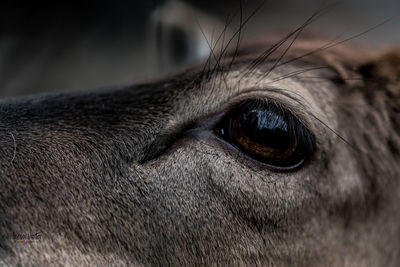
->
(215, 100), (315, 169)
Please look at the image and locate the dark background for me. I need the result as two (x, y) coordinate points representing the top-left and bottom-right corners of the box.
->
(0, 0), (399, 98)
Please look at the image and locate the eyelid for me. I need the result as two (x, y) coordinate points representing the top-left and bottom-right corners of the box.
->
(213, 88), (316, 133)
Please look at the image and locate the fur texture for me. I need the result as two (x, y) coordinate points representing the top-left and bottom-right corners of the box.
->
(0, 33), (399, 266)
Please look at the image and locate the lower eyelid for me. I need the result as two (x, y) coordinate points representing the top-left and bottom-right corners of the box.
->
(199, 130), (307, 172)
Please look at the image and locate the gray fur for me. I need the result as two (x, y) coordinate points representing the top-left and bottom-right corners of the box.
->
(0, 34), (399, 266)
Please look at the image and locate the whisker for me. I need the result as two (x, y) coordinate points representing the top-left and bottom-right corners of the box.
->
(240, 32), (297, 81)
(227, 0), (244, 73)
(293, 76), (376, 82)
(196, 20), (230, 92)
(266, 67), (331, 85)
(199, 12), (237, 82)
(253, 4), (340, 85)
(308, 112), (361, 153)
(217, 0), (267, 65)
(208, 0), (267, 100)
(274, 15), (398, 70)
(241, 3), (337, 83)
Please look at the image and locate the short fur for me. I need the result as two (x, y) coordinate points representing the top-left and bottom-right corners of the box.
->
(0, 33), (399, 266)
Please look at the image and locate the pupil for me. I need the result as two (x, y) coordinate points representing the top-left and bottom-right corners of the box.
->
(238, 109), (291, 152)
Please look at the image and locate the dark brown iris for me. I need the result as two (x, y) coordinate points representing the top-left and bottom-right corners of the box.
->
(215, 100), (315, 169)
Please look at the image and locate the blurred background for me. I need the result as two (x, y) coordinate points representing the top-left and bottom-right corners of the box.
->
(0, 0), (399, 98)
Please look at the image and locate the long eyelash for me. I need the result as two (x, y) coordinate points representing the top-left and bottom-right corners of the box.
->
(218, 0), (267, 72)
(197, 0), (267, 107)
(236, 93), (360, 155)
(239, 3), (336, 83)
(197, 11), (237, 103)
(199, 10), (238, 77)
(227, 0), (243, 72)
(216, 0), (266, 91)
(196, 2), (394, 154)
(272, 15), (398, 71)
(253, 10), (331, 85)
(261, 86), (362, 153)
(198, 10), (238, 86)
(197, 21), (230, 91)
(244, 22), (395, 154)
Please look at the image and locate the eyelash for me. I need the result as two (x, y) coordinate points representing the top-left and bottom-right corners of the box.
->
(212, 99), (316, 170)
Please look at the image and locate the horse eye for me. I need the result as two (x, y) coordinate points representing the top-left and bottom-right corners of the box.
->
(214, 100), (315, 169)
